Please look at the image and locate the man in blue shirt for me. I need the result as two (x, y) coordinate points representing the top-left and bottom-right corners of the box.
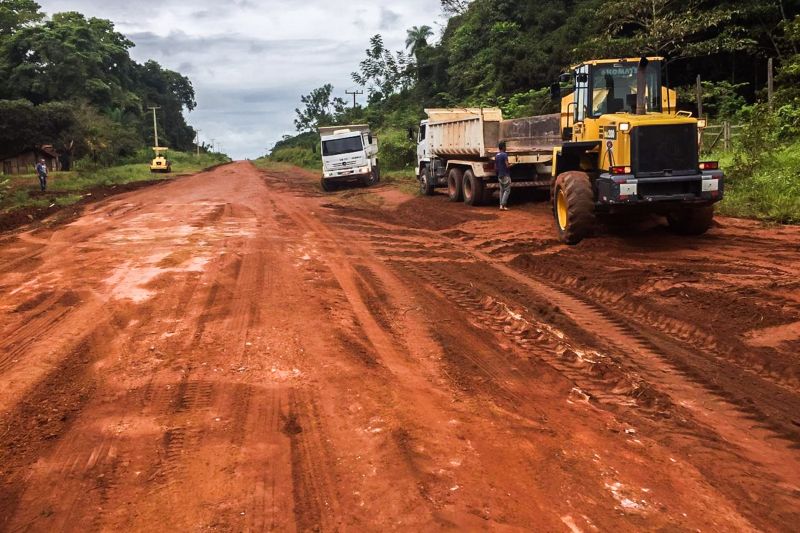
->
(35, 159), (48, 192)
(496, 142), (511, 210)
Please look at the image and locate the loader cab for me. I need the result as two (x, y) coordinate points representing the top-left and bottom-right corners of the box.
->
(562, 57), (664, 140)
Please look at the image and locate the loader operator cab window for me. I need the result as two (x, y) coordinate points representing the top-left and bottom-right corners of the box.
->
(590, 62), (661, 117)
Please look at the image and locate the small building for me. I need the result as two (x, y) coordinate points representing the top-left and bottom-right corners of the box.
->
(1, 146), (61, 175)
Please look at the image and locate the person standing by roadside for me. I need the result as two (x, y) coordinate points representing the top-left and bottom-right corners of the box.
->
(35, 159), (48, 192)
(496, 141), (512, 210)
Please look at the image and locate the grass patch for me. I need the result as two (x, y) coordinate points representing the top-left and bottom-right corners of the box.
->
(382, 168), (418, 196)
(251, 158), (299, 173)
(267, 146), (322, 170)
(716, 141), (800, 224)
(0, 150), (229, 213)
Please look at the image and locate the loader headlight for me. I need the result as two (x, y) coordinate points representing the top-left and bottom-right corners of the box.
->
(697, 119), (707, 129)
(619, 122), (631, 132)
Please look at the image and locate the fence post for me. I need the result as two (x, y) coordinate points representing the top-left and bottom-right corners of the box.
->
(696, 75), (703, 118)
(768, 58), (774, 112)
(723, 121), (730, 152)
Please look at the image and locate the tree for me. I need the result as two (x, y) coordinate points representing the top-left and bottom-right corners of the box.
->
(351, 34), (414, 102)
(294, 84), (347, 132)
(441, 0), (470, 16)
(406, 25), (433, 57)
(0, 0), (42, 35)
(581, 0), (756, 61)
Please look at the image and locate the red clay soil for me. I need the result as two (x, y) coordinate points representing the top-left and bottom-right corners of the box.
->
(0, 161), (798, 531)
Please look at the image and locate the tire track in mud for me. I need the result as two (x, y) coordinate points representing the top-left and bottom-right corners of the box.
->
(508, 256), (800, 443)
(513, 254), (800, 392)
(324, 208), (800, 530)
(394, 255), (800, 530)
(0, 337), (100, 530)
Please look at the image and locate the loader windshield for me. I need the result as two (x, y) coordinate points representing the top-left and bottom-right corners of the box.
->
(322, 136), (364, 156)
(590, 62), (661, 117)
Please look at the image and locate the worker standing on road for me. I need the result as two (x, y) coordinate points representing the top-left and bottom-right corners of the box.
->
(496, 141), (512, 210)
(35, 159), (48, 192)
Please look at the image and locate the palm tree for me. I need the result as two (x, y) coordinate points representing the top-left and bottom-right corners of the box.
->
(405, 25), (434, 57)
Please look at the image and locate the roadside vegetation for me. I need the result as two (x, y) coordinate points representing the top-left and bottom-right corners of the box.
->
(0, 150), (229, 213)
(270, 0), (800, 223)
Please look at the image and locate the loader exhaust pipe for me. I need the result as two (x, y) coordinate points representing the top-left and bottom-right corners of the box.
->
(636, 57), (649, 115)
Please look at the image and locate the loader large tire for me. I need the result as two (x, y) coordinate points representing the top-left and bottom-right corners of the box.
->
(667, 205), (714, 235)
(553, 171), (595, 245)
(420, 167), (435, 196)
(462, 170), (485, 206)
(447, 168), (464, 202)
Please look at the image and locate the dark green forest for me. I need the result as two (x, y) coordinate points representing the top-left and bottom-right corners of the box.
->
(274, 0), (800, 172)
(0, 0), (198, 168)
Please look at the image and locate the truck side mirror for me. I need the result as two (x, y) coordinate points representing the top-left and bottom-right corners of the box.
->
(550, 83), (561, 101)
(407, 128), (415, 142)
(559, 72), (572, 83)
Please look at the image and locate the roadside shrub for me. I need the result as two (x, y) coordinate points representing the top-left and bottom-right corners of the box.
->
(729, 103), (779, 180)
(499, 87), (558, 118)
(270, 146), (321, 169)
(776, 103), (800, 139)
(377, 128), (415, 170)
(679, 81), (747, 120)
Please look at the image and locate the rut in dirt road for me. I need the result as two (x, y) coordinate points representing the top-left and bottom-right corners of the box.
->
(0, 161), (798, 531)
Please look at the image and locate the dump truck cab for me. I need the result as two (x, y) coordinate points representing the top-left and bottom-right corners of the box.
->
(319, 125), (380, 191)
(552, 57), (724, 244)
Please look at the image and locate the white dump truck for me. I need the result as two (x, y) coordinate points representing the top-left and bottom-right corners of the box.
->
(415, 108), (560, 204)
(319, 124), (380, 191)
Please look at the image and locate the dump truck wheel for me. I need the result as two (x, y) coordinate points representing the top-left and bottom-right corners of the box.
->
(667, 205), (714, 235)
(320, 178), (335, 192)
(463, 170), (485, 206)
(420, 167), (435, 196)
(553, 171), (595, 245)
(447, 168), (464, 202)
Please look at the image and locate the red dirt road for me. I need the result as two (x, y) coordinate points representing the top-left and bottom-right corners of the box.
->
(1, 161), (799, 531)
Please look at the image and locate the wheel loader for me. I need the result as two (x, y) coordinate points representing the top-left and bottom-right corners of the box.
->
(551, 57), (724, 244)
(150, 147), (172, 173)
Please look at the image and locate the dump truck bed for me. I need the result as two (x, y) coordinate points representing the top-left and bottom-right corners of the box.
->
(425, 108), (561, 159)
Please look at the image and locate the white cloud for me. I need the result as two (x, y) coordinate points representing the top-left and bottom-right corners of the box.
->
(36, 0), (445, 159)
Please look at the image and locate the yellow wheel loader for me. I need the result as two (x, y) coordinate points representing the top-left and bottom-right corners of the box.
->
(551, 57), (724, 244)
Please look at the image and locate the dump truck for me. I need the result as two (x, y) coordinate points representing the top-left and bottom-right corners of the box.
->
(550, 56), (724, 243)
(319, 125), (380, 191)
(415, 108), (559, 205)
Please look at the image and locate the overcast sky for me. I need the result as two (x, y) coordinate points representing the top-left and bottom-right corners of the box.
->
(37, 0), (445, 159)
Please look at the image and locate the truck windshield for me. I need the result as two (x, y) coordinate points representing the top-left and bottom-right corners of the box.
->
(322, 136), (364, 156)
(590, 63), (661, 116)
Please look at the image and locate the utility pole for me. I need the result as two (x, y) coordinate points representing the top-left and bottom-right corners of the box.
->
(148, 106), (161, 147)
(210, 138), (216, 153)
(345, 89), (363, 108)
(195, 129), (201, 158)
